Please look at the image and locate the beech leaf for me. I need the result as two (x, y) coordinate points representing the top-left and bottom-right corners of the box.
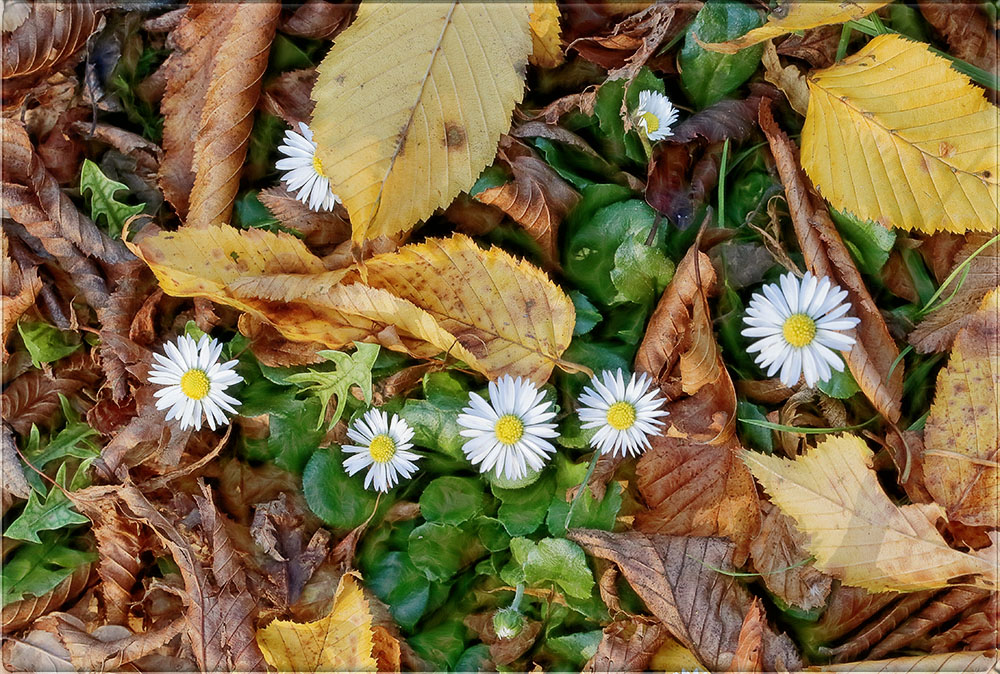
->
(312, 2), (533, 244)
(801, 34), (999, 234)
(256, 572), (381, 672)
(743, 434), (999, 593)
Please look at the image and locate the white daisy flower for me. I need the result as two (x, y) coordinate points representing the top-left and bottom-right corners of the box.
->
(148, 334), (243, 431)
(275, 121), (341, 212)
(342, 409), (421, 493)
(742, 271), (861, 388)
(457, 375), (558, 481)
(635, 90), (679, 141)
(578, 369), (668, 457)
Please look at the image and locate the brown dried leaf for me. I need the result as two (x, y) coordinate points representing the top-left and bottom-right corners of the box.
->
(159, 2), (281, 225)
(86, 499), (145, 625)
(257, 185), (351, 249)
(1, 371), (85, 436)
(909, 234), (999, 353)
(464, 611), (542, 666)
(1, 234), (42, 363)
(731, 598), (766, 673)
(569, 3), (684, 75)
(1, 423), (30, 500)
(238, 313), (326, 367)
(584, 619), (668, 673)
(762, 41), (809, 117)
(34, 612), (185, 672)
(1, 562), (91, 633)
(569, 530), (802, 672)
(259, 68), (317, 127)
(635, 436), (759, 566)
(759, 101), (903, 423)
(922, 289), (1000, 527)
(814, 650), (999, 672)
(280, 0), (355, 40)
(475, 139), (579, 269)
(776, 25), (841, 69)
(251, 494), (330, 609)
(1, 628), (73, 672)
(1, 1), (104, 104)
(925, 595), (999, 652)
(750, 501), (833, 613)
(918, 0), (998, 74)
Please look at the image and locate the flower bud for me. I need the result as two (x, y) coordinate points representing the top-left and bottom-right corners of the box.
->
(492, 607), (525, 640)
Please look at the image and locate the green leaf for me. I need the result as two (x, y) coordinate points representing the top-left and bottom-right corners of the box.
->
(287, 342), (380, 430)
(409, 621), (467, 671)
(737, 400), (773, 454)
(570, 291), (602, 336)
(79, 159), (145, 238)
(546, 455), (622, 537)
(17, 321), (81, 367)
(492, 471), (555, 536)
(679, 0), (765, 109)
(399, 372), (472, 464)
(454, 644), (492, 673)
(593, 68), (666, 164)
(2, 534), (95, 606)
(817, 367), (861, 400)
(829, 208), (896, 276)
(5, 463), (90, 543)
(505, 537), (595, 599)
(233, 190), (281, 231)
(611, 235), (675, 305)
(408, 521), (485, 581)
(363, 550), (430, 631)
(474, 516), (511, 552)
(419, 476), (486, 525)
(26, 396), (100, 472)
(545, 630), (603, 668)
(302, 448), (377, 531)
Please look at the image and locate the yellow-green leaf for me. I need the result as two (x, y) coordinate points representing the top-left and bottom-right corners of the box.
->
(312, 2), (533, 244)
(256, 572), (380, 672)
(699, 1), (890, 54)
(743, 434), (998, 593)
(802, 34), (999, 234)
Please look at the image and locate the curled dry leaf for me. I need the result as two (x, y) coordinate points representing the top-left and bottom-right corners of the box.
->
(256, 572), (383, 672)
(811, 650), (999, 673)
(743, 434), (999, 593)
(280, 0), (354, 40)
(759, 100), (903, 423)
(569, 529), (802, 672)
(917, 0), (998, 74)
(762, 41), (809, 116)
(1, 370), (86, 436)
(1, 423), (30, 500)
(159, 1), (281, 225)
(529, 0), (563, 68)
(585, 619), (668, 673)
(1, 232), (42, 362)
(732, 598), (766, 673)
(922, 289), (1000, 528)
(313, 2), (533, 244)
(1, 1), (105, 104)
(569, 3), (684, 74)
(698, 1), (889, 54)
(909, 234), (999, 353)
(776, 25), (841, 69)
(258, 186), (351, 248)
(33, 612), (185, 672)
(801, 34), (999, 234)
(1, 562), (91, 633)
(259, 69), (317, 128)
(750, 501), (833, 613)
(85, 498), (146, 625)
(475, 138), (580, 269)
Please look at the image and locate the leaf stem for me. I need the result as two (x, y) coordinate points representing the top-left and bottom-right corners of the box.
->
(917, 232), (1000, 317)
(739, 416), (878, 434)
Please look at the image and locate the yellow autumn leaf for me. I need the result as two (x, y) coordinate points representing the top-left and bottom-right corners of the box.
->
(802, 34), (999, 234)
(742, 434), (998, 593)
(530, 0), (563, 68)
(129, 225), (575, 382)
(256, 572), (380, 672)
(699, 1), (889, 53)
(345, 234), (577, 383)
(312, 2), (533, 245)
(923, 288), (1000, 527)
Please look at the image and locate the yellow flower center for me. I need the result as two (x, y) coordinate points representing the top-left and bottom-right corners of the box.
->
(312, 153), (327, 178)
(495, 414), (525, 445)
(369, 434), (396, 463)
(640, 111), (660, 134)
(606, 401), (637, 431)
(180, 369), (211, 400)
(783, 313), (817, 348)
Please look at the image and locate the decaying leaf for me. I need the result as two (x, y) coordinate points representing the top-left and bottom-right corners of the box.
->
(131, 225), (576, 382)
(731, 598), (766, 673)
(256, 572), (383, 672)
(529, 0), (563, 68)
(2, 562), (91, 633)
(812, 650), (999, 672)
(159, 2), (281, 224)
(802, 34), (999, 234)
(698, 1), (890, 54)
(922, 289), (1000, 528)
(465, 611), (542, 666)
(743, 434), (999, 593)
(569, 529), (802, 672)
(634, 435), (760, 566)
(259, 69), (318, 128)
(760, 100), (903, 423)
(585, 619), (667, 673)
(750, 502), (833, 613)
(475, 138), (579, 268)
(280, 0), (354, 40)
(313, 2), (533, 244)
(918, 0), (998, 74)
(909, 234), (999, 353)
(33, 612), (185, 672)
(1, 232), (42, 362)
(762, 41), (808, 116)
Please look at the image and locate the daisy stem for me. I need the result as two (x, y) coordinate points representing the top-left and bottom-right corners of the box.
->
(564, 450), (601, 530)
(510, 583), (525, 612)
(639, 132), (654, 164)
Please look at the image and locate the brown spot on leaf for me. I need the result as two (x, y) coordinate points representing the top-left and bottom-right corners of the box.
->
(444, 123), (466, 149)
(939, 141), (956, 158)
